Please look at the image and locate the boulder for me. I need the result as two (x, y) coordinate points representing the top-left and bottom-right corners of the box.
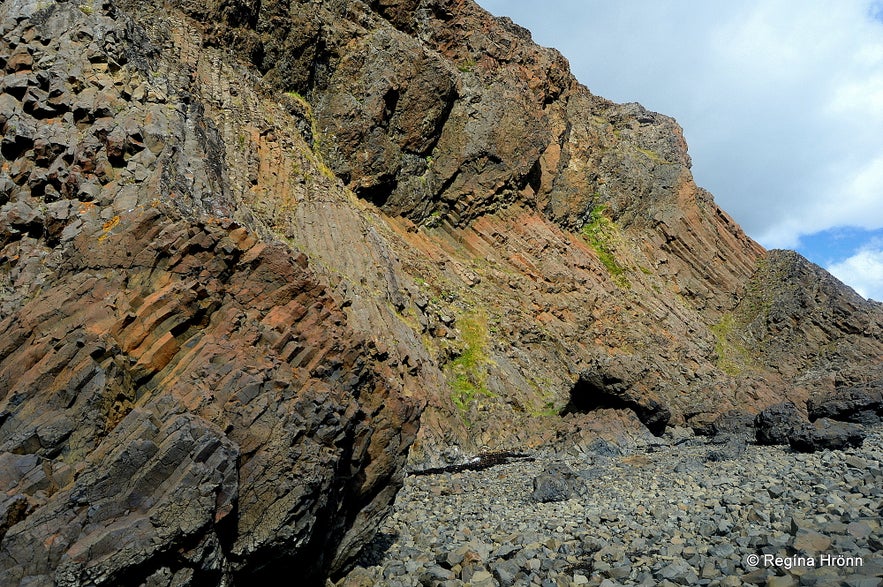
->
(755, 402), (805, 446)
(530, 462), (585, 503)
(706, 410), (756, 439)
(705, 434), (747, 462)
(788, 418), (866, 453)
(807, 386), (883, 424)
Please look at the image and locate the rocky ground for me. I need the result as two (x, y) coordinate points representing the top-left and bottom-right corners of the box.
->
(339, 426), (883, 587)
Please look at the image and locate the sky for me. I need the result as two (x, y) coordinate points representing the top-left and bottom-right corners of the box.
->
(477, 0), (883, 301)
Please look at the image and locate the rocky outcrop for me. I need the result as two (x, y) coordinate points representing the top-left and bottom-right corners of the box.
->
(101, 0), (883, 461)
(808, 385), (883, 424)
(2, 0), (883, 582)
(0, 1), (419, 584)
(724, 250), (883, 381)
(0, 208), (419, 585)
(565, 359), (671, 436)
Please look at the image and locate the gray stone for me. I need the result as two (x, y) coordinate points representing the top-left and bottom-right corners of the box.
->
(788, 418), (866, 452)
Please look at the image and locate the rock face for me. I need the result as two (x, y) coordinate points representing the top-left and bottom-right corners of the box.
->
(808, 386), (883, 424)
(1, 0), (882, 583)
(0, 1), (419, 584)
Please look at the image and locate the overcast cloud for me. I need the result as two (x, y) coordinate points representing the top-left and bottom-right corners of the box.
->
(477, 0), (883, 300)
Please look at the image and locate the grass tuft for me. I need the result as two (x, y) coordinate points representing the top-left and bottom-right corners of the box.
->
(581, 204), (629, 287)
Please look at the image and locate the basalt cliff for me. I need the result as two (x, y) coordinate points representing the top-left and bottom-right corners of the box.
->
(0, 0), (881, 584)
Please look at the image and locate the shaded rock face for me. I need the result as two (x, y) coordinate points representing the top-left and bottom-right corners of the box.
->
(808, 385), (883, 425)
(565, 359), (671, 436)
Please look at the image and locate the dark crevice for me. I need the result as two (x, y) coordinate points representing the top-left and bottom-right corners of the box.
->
(380, 88), (399, 128)
(525, 157), (542, 195)
(98, 529), (228, 587)
(1, 136), (34, 161)
(418, 86), (457, 158)
(356, 177), (396, 208)
(563, 372), (671, 436)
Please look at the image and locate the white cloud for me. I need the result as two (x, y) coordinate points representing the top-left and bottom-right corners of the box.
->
(827, 246), (883, 300)
(477, 0), (883, 251)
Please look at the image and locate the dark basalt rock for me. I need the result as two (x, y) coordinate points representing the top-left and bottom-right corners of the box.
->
(705, 434), (748, 462)
(701, 410), (756, 440)
(755, 402), (806, 446)
(808, 386), (883, 424)
(530, 462), (585, 503)
(409, 450), (534, 476)
(787, 418), (866, 453)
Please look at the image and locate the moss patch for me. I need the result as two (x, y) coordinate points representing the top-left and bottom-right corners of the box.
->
(283, 91), (336, 180)
(581, 204), (629, 287)
(710, 313), (754, 376)
(636, 146), (671, 165)
(448, 311), (494, 413)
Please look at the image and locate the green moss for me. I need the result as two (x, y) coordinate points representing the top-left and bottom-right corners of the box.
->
(710, 313), (754, 376)
(533, 400), (559, 417)
(580, 204), (629, 287)
(458, 58), (477, 73)
(282, 91), (336, 180)
(636, 147), (671, 164)
(734, 256), (777, 326)
(424, 210), (443, 228)
(447, 311), (494, 413)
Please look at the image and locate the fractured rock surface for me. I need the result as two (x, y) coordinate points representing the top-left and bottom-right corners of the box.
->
(1, 0), (882, 583)
(1, 1), (419, 584)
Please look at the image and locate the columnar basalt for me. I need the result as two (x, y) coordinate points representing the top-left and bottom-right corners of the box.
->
(1, 0), (881, 583)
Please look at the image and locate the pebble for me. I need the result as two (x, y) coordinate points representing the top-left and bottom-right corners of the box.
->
(341, 426), (883, 586)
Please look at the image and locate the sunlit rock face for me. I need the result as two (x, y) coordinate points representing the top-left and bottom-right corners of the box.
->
(1, 0), (881, 582)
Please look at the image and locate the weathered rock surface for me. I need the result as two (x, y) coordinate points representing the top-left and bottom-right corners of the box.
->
(755, 402), (806, 446)
(530, 462), (585, 504)
(808, 385), (883, 424)
(788, 418), (866, 453)
(2, 0), (883, 583)
(0, 1), (419, 584)
(97, 0), (883, 463)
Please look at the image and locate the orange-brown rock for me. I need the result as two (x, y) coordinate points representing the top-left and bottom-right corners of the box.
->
(0, 205), (420, 584)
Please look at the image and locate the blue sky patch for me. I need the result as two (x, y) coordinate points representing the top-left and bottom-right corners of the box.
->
(796, 227), (883, 266)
